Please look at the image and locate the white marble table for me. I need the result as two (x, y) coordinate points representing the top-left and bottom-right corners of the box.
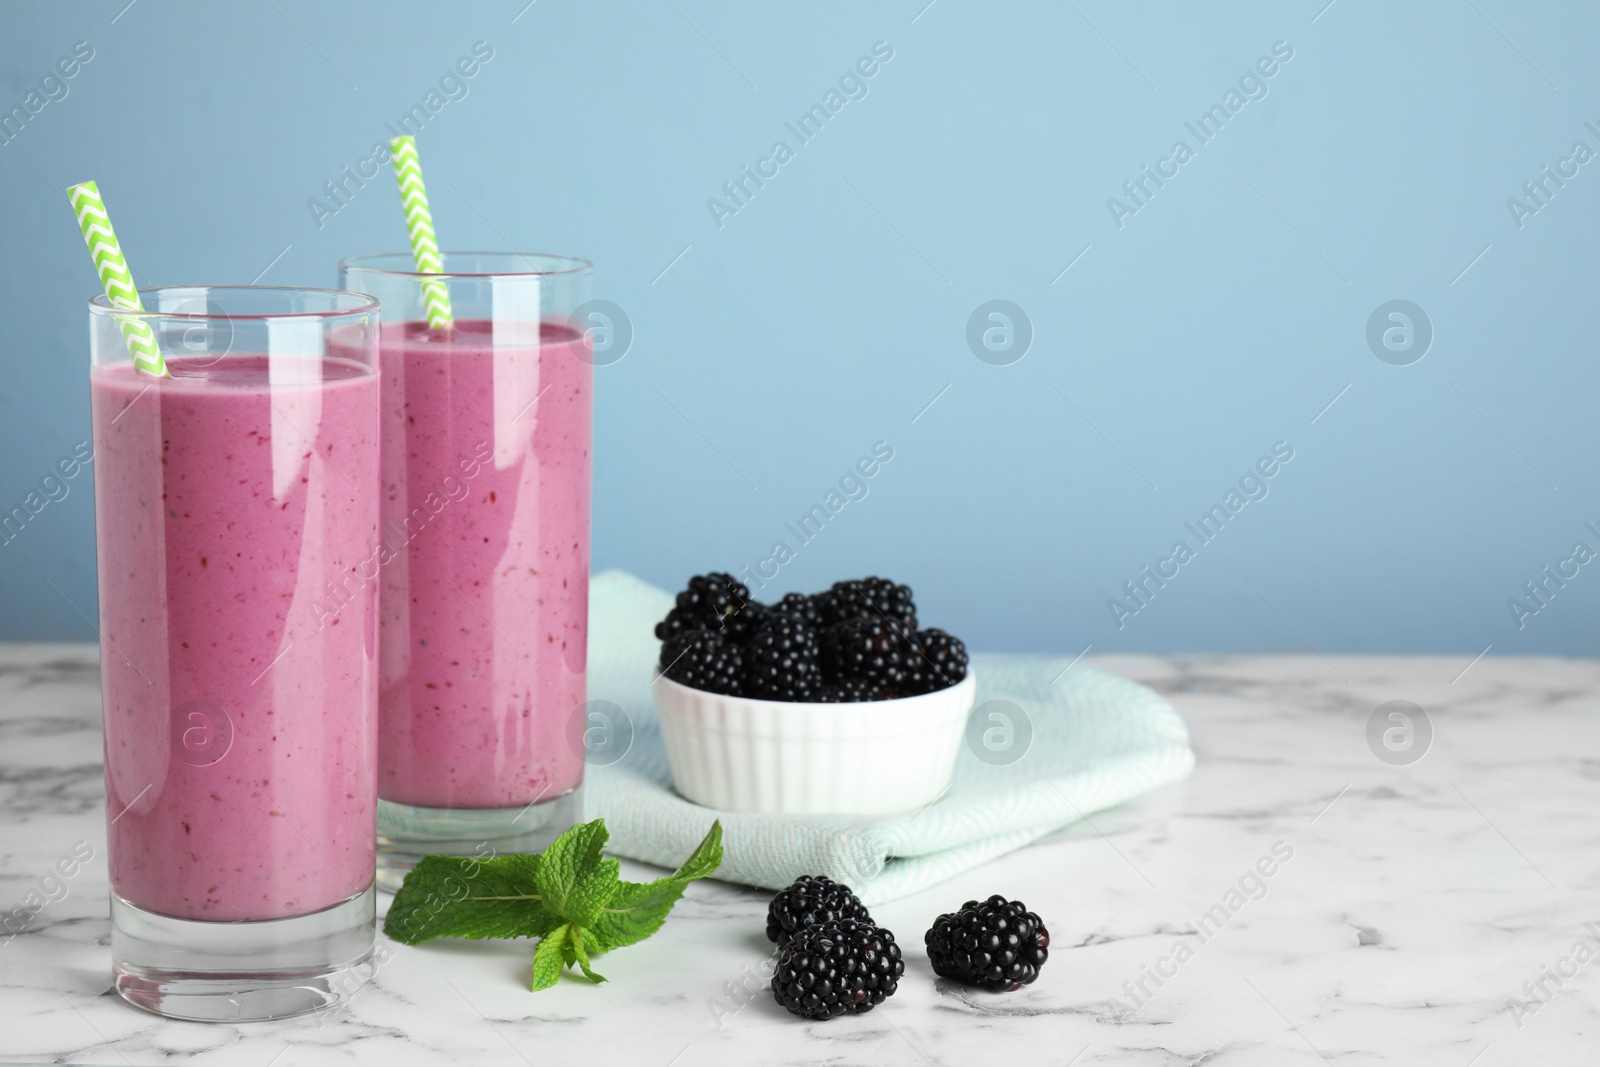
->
(2, 645), (1595, 1066)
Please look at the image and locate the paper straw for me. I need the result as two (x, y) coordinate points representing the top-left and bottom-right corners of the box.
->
(388, 136), (453, 329)
(68, 180), (166, 376)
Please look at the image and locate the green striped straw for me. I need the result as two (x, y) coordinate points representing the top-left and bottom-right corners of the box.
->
(68, 180), (166, 376)
(388, 136), (453, 329)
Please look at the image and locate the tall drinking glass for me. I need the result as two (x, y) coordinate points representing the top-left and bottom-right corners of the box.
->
(89, 286), (381, 1020)
(337, 253), (592, 887)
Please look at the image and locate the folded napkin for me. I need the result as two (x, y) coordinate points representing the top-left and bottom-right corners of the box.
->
(585, 572), (1194, 904)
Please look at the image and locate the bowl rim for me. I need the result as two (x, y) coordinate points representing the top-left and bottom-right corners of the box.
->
(651, 670), (976, 712)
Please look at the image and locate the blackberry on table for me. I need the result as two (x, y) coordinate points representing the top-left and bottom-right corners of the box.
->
(821, 616), (912, 691)
(924, 895), (1050, 991)
(653, 572), (752, 642)
(771, 919), (904, 1019)
(766, 875), (872, 944)
(658, 629), (743, 695)
(823, 577), (917, 630)
(901, 628), (969, 695)
(746, 617), (822, 700)
(815, 677), (891, 703)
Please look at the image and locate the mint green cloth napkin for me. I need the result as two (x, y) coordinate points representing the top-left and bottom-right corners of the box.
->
(585, 572), (1194, 904)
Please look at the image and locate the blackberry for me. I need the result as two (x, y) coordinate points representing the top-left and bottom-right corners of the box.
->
(658, 629), (743, 695)
(771, 591), (826, 630)
(771, 919), (904, 1019)
(746, 617), (822, 700)
(653, 573), (752, 641)
(924, 895), (1050, 991)
(653, 605), (701, 643)
(720, 600), (769, 646)
(901, 628), (969, 695)
(821, 616), (912, 691)
(823, 577), (917, 630)
(815, 677), (891, 703)
(766, 876), (872, 944)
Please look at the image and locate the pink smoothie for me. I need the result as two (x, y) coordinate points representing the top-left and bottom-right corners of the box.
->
(377, 320), (591, 809)
(91, 356), (379, 922)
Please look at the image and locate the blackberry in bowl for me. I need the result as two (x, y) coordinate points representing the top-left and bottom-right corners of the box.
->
(651, 574), (976, 814)
(745, 616), (824, 701)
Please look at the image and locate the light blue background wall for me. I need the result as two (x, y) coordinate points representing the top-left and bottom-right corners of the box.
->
(2, 0), (1596, 656)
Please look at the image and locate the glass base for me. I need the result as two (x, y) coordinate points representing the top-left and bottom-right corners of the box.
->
(377, 786), (583, 891)
(111, 885), (376, 1022)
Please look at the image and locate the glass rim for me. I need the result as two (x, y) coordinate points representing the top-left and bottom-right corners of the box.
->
(88, 285), (381, 321)
(337, 251), (594, 279)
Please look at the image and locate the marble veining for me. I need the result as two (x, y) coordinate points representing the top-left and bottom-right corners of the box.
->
(1, 643), (1597, 1065)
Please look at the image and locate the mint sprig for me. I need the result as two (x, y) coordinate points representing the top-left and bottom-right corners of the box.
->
(384, 818), (723, 991)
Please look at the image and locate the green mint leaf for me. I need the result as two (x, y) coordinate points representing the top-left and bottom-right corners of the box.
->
(385, 853), (557, 944)
(589, 821), (723, 952)
(565, 858), (621, 928)
(534, 818), (610, 923)
(386, 818), (722, 994)
(668, 819), (725, 882)
(570, 927), (607, 984)
(587, 881), (684, 952)
(531, 923), (570, 991)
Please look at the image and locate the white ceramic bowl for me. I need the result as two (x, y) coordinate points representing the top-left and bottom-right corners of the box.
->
(651, 673), (977, 815)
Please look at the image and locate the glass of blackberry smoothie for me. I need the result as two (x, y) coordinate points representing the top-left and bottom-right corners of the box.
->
(337, 253), (592, 887)
(89, 286), (382, 1020)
